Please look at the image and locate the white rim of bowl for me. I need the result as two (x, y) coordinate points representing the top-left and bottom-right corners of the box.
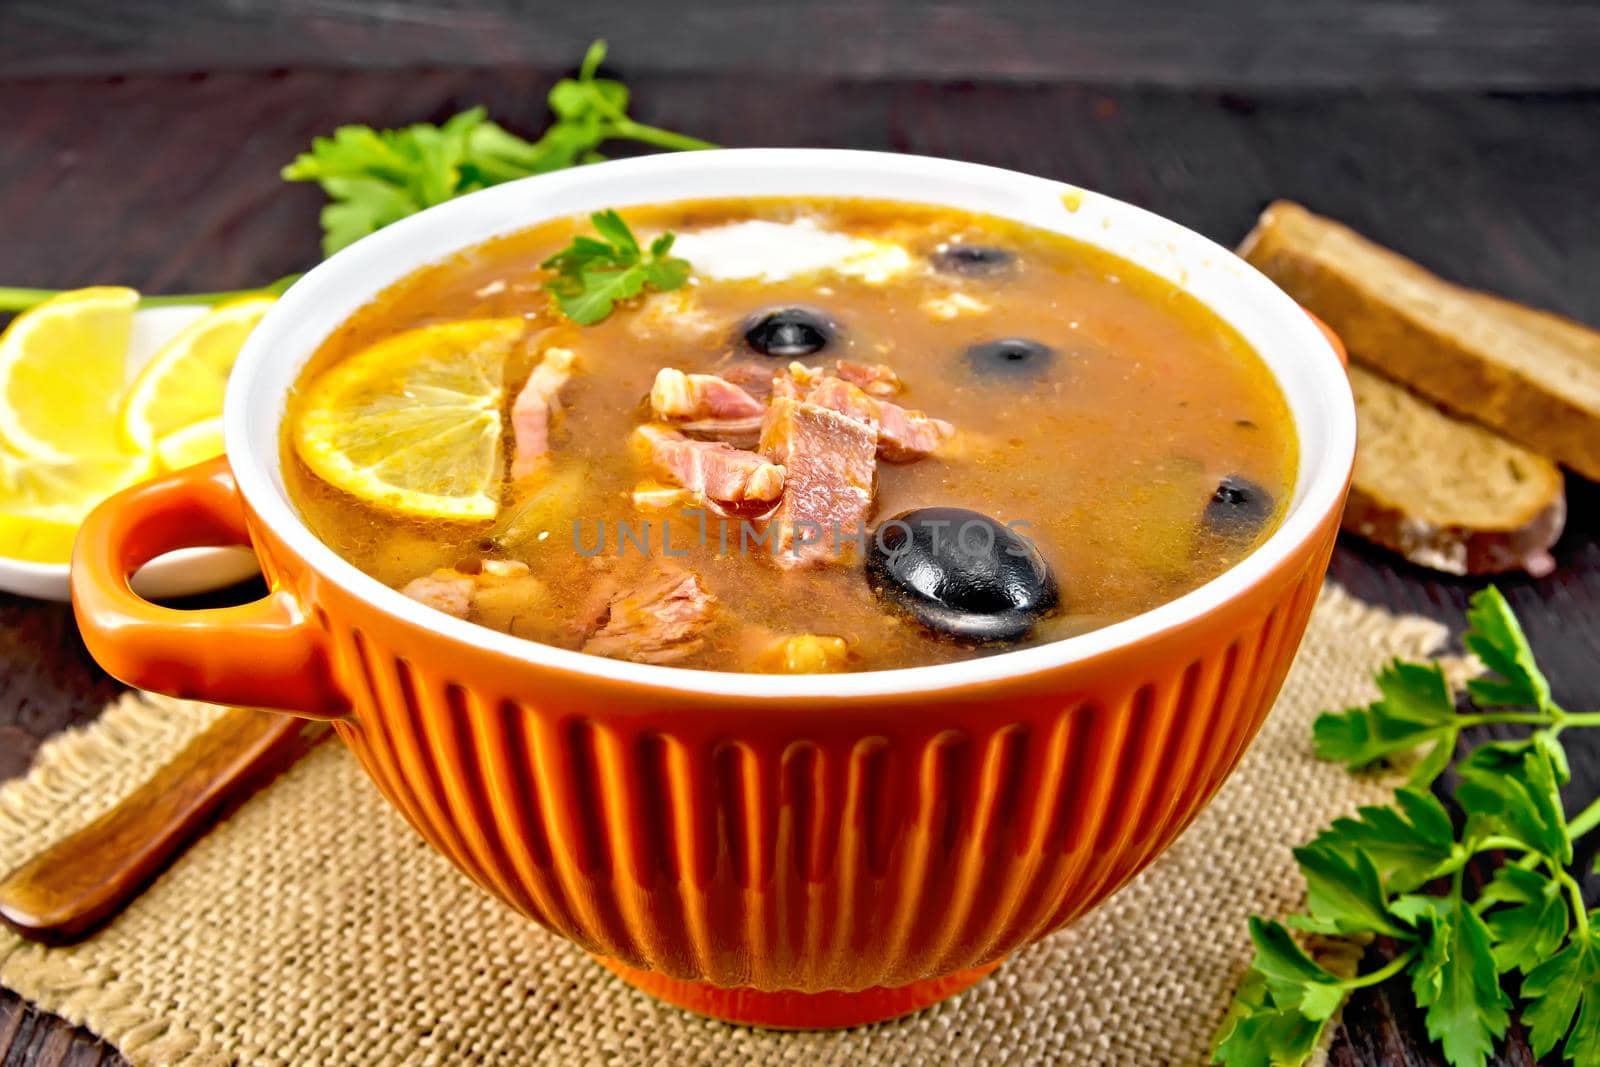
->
(227, 149), (1355, 700)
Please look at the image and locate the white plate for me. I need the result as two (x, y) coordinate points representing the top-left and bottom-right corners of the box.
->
(0, 304), (261, 602)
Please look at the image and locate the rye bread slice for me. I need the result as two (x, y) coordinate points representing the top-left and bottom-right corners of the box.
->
(1344, 364), (1565, 576)
(1239, 201), (1600, 480)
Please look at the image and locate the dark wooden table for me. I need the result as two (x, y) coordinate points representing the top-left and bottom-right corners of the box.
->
(1, 67), (1596, 1066)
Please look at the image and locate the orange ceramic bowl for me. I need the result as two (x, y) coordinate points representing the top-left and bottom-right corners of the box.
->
(71, 151), (1354, 1028)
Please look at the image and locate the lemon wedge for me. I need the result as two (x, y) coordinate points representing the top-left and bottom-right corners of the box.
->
(0, 448), (154, 563)
(0, 287), (138, 460)
(120, 296), (274, 454)
(154, 415), (225, 471)
(292, 319), (523, 521)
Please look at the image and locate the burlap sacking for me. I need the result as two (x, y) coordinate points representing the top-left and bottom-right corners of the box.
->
(0, 585), (1450, 1066)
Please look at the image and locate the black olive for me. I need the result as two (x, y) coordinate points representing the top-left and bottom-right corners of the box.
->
(964, 338), (1058, 380)
(742, 306), (836, 358)
(866, 507), (1059, 641)
(1204, 476), (1275, 539)
(933, 244), (1016, 277)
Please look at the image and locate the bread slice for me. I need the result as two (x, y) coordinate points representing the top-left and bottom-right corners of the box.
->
(1344, 364), (1565, 576)
(1239, 201), (1600, 480)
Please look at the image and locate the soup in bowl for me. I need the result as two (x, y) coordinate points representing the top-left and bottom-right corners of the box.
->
(72, 150), (1353, 1028)
(283, 196), (1296, 671)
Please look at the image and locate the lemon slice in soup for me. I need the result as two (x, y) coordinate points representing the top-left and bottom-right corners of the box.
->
(293, 319), (522, 522)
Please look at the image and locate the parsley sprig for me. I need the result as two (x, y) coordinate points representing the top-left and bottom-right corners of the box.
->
(1214, 587), (1600, 1067)
(539, 209), (690, 324)
(282, 40), (715, 255)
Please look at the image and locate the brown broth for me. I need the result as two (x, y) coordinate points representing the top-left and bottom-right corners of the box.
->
(283, 198), (1297, 672)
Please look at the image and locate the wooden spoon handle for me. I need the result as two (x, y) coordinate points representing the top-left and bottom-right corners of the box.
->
(0, 708), (327, 944)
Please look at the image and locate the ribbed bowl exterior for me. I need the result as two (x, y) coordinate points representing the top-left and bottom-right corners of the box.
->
(253, 509), (1337, 994)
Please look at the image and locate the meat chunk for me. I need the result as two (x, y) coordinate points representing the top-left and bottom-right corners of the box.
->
(650, 368), (766, 420)
(582, 569), (716, 665)
(400, 571), (475, 618)
(400, 560), (546, 633)
(787, 365), (955, 462)
(834, 360), (903, 397)
(634, 425), (786, 516)
(510, 347), (577, 478)
(801, 374), (879, 425)
(649, 368), (767, 447)
(718, 362), (777, 402)
(872, 398), (957, 462)
(758, 396), (877, 567)
(770, 366), (816, 404)
(678, 415), (764, 449)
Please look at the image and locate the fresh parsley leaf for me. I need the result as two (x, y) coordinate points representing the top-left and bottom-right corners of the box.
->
(1307, 788), (1457, 893)
(1542, 728), (1575, 783)
(539, 210), (690, 324)
(1290, 843), (1407, 937)
(553, 266), (650, 326)
(1312, 659), (1458, 783)
(316, 176), (421, 255)
(1395, 895), (1512, 1067)
(283, 108), (489, 254)
(1247, 918), (1348, 1020)
(1220, 588), (1600, 1067)
(1373, 659), (1458, 724)
(1211, 920), (1354, 1066)
(283, 41), (715, 255)
(1463, 731), (1572, 786)
(588, 208), (640, 257)
(1457, 739), (1571, 864)
(548, 78), (627, 124)
(1479, 865), (1570, 973)
(1408, 735), (1461, 791)
(1211, 967), (1329, 1067)
(1522, 923), (1600, 1066)
(1463, 586), (1554, 714)
(642, 252), (691, 291)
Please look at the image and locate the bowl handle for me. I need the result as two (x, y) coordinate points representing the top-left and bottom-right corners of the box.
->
(71, 456), (349, 719)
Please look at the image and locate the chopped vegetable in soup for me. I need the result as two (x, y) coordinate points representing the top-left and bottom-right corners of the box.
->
(283, 198), (1296, 673)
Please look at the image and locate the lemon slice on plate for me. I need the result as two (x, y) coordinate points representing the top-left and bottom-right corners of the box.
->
(154, 415), (225, 471)
(0, 287), (138, 460)
(120, 296), (274, 454)
(0, 513), (80, 564)
(292, 318), (523, 522)
(0, 449), (153, 563)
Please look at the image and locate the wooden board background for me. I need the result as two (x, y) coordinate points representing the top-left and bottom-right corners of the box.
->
(4, 0), (1600, 88)
(0, 22), (1598, 1066)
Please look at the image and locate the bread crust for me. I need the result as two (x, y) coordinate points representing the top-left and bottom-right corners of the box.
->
(1237, 206), (1572, 576)
(1342, 483), (1565, 577)
(1240, 201), (1600, 480)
